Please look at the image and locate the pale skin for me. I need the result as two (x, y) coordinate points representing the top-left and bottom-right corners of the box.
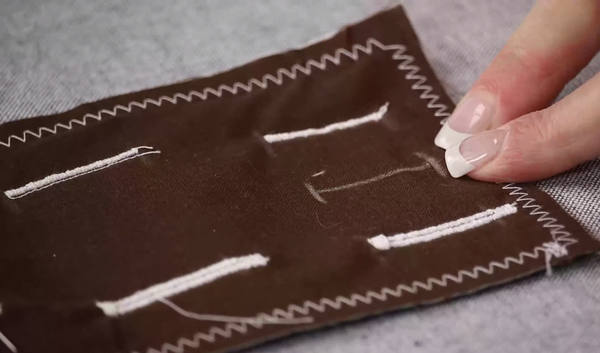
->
(436, 0), (600, 182)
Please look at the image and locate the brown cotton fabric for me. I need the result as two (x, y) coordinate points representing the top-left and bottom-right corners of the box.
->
(0, 6), (598, 353)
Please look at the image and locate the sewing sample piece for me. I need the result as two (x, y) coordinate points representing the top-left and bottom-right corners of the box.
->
(0, 6), (598, 353)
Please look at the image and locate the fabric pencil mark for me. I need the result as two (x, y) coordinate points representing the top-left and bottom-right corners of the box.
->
(253, 132), (277, 158)
(138, 242), (571, 353)
(0, 330), (17, 353)
(311, 171), (325, 177)
(3, 146), (160, 200)
(415, 152), (448, 177)
(318, 164), (429, 193)
(96, 254), (268, 317)
(368, 203), (518, 250)
(158, 298), (313, 325)
(263, 103), (389, 143)
(305, 163), (429, 203)
(304, 182), (327, 204)
(1, 38), (450, 148)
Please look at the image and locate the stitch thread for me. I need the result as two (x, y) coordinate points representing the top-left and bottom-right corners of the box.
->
(502, 183), (577, 246)
(137, 242), (569, 353)
(158, 298), (313, 325)
(1, 38), (450, 148)
(368, 203), (518, 250)
(542, 242), (569, 276)
(263, 103), (389, 143)
(97, 254), (268, 317)
(3, 146), (160, 199)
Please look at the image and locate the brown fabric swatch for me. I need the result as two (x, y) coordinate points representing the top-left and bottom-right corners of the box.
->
(0, 6), (598, 353)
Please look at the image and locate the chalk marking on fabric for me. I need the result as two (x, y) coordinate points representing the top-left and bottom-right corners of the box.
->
(415, 152), (448, 177)
(158, 298), (313, 325)
(304, 182), (327, 204)
(318, 164), (429, 194)
(137, 241), (572, 353)
(4, 146), (160, 199)
(2, 38), (451, 148)
(0, 330), (16, 353)
(97, 254), (268, 317)
(312, 171), (325, 177)
(304, 164), (429, 203)
(263, 103), (389, 143)
(368, 203), (518, 250)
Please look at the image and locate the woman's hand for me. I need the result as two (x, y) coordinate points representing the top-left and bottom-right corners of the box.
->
(435, 0), (600, 181)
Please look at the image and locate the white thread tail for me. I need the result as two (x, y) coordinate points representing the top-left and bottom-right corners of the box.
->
(158, 298), (313, 325)
(4, 146), (160, 199)
(97, 254), (268, 317)
(140, 243), (569, 353)
(263, 103), (389, 143)
(542, 242), (569, 276)
(368, 203), (518, 250)
(0, 330), (16, 353)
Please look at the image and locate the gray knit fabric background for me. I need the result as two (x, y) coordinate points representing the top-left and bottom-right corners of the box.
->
(1, 1), (599, 352)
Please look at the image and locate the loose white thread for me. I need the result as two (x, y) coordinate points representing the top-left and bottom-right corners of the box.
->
(305, 163), (430, 204)
(158, 298), (313, 325)
(137, 188), (577, 353)
(1, 38), (450, 148)
(368, 203), (518, 250)
(4, 146), (160, 199)
(263, 103), (389, 143)
(0, 330), (16, 353)
(97, 254), (268, 317)
(542, 242), (569, 276)
(137, 243), (571, 353)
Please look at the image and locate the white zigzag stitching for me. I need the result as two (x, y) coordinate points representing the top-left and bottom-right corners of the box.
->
(502, 183), (577, 245)
(138, 185), (579, 353)
(138, 245), (558, 353)
(0, 38), (450, 148)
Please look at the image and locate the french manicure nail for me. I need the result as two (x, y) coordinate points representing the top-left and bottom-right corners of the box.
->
(445, 129), (508, 178)
(434, 92), (496, 150)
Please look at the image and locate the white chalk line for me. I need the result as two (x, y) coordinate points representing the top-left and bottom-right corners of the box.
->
(318, 163), (430, 194)
(305, 163), (430, 204)
(97, 254), (268, 317)
(4, 146), (160, 199)
(368, 203), (518, 250)
(263, 103), (388, 143)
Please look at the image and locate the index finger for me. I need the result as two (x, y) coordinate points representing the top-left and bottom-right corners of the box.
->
(435, 0), (600, 149)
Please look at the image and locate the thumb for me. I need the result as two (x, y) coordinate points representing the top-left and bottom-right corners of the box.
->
(444, 72), (600, 182)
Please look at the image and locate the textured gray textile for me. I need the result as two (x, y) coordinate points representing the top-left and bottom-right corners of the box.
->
(1, 1), (599, 352)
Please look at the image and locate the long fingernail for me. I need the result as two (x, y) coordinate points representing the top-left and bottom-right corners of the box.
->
(445, 129), (508, 178)
(434, 92), (496, 149)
